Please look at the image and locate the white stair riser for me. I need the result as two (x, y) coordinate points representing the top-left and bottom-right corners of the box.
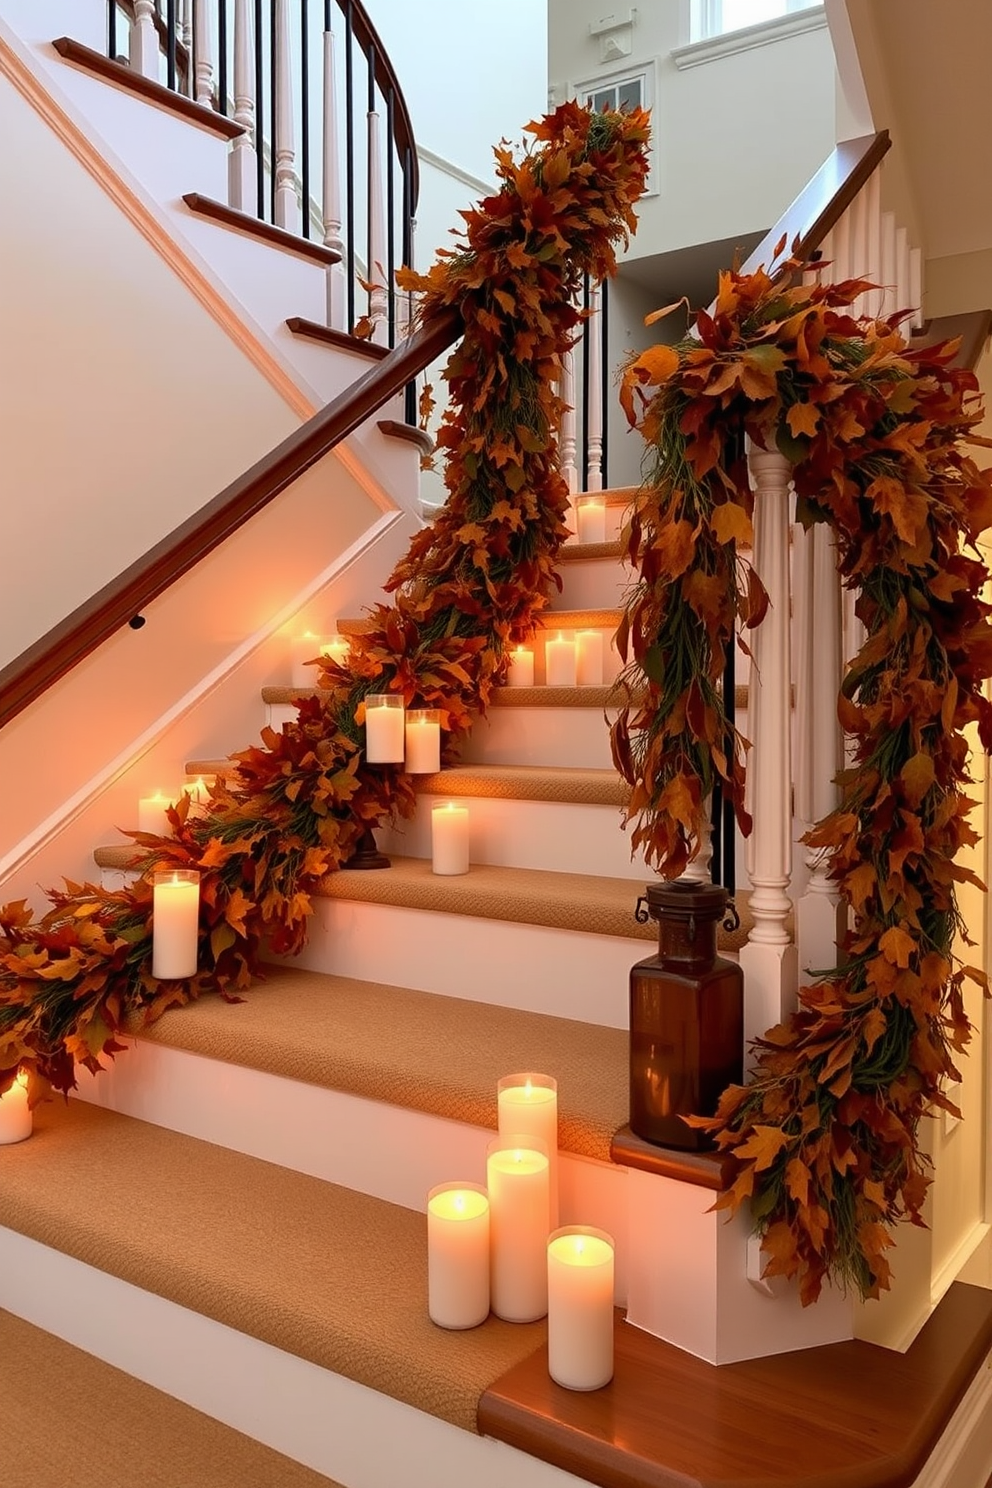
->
(556, 557), (631, 611)
(379, 795), (647, 881)
(461, 707), (617, 769)
(0, 1227), (590, 1488)
(285, 898), (642, 1027)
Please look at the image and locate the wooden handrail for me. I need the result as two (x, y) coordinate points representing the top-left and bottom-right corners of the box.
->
(0, 308), (460, 732)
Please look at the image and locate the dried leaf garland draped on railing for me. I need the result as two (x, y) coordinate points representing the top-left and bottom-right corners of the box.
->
(612, 255), (992, 1301)
(0, 102), (650, 1105)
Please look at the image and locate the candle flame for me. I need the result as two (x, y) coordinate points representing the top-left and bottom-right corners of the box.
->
(455, 1193), (464, 1213)
(576, 1237), (585, 1255)
(514, 1149), (522, 1163)
(15, 1069), (28, 1090)
(525, 1078), (532, 1096)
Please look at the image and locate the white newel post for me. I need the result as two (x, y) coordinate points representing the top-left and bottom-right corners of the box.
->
(367, 108), (388, 344)
(739, 445), (798, 1051)
(560, 347), (578, 506)
(193, 0), (214, 107)
(273, 0), (299, 232)
(585, 283), (603, 492)
(228, 0), (257, 214)
(322, 25), (346, 328)
(130, 0), (159, 78)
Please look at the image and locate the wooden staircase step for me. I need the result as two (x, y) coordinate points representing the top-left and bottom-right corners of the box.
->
(1, 1307), (340, 1488)
(260, 684), (751, 710)
(559, 539), (624, 562)
(335, 609), (623, 637)
(131, 964), (628, 1164)
(52, 38), (244, 140)
(0, 1100), (544, 1437)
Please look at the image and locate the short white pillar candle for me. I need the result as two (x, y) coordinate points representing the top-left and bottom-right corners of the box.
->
(137, 791), (176, 836)
(497, 1073), (559, 1228)
(319, 635), (350, 672)
(427, 1182), (490, 1329)
(364, 694), (405, 764)
(0, 1070), (32, 1145)
(547, 1227), (615, 1390)
(405, 709), (441, 774)
(487, 1134), (550, 1322)
(152, 870), (200, 981)
(545, 633), (577, 687)
(183, 777), (209, 819)
(289, 631), (325, 687)
(506, 646), (535, 687)
(431, 803), (469, 875)
(576, 496), (607, 545)
(575, 630), (604, 687)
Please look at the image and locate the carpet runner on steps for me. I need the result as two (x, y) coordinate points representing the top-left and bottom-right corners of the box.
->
(1, 1308), (342, 1488)
(335, 609), (624, 637)
(0, 1100), (545, 1437)
(126, 964), (628, 1162)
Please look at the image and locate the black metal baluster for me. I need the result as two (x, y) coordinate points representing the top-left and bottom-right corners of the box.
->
(165, 0), (177, 90)
(344, 0), (355, 330)
(402, 146), (415, 423)
(254, 0), (264, 216)
(269, 1), (277, 220)
(300, 0), (310, 237)
(217, 0), (228, 114)
(386, 85), (395, 348)
(108, 0), (117, 61)
(722, 619), (737, 896)
(600, 276), (610, 487)
(580, 274), (591, 489)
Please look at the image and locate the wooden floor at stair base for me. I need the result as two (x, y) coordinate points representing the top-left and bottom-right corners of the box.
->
(130, 964), (627, 1162)
(0, 1100), (545, 1435)
(479, 1285), (992, 1488)
(2, 1308), (342, 1488)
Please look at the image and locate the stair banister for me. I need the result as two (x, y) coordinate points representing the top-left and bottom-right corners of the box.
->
(0, 308), (461, 735)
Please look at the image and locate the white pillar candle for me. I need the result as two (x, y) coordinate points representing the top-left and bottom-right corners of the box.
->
(575, 630), (604, 687)
(0, 1071), (32, 1145)
(405, 709), (441, 774)
(506, 646), (535, 688)
(576, 496), (607, 545)
(152, 870), (200, 981)
(427, 1182), (490, 1329)
(364, 694), (405, 764)
(137, 791), (176, 835)
(183, 777), (209, 819)
(487, 1134), (550, 1322)
(431, 803), (469, 875)
(319, 635), (350, 673)
(497, 1073), (559, 1228)
(547, 1227), (615, 1390)
(289, 631), (324, 687)
(545, 633), (577, 688)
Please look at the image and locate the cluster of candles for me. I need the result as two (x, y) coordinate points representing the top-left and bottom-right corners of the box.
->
(427, 1072), (615, 1392)
(137, 779), (208, 837)
(289, 631), (350, 688)
(507, 630), (605, 689)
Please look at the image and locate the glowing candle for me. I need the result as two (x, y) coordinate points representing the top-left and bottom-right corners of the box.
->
(152, 870), (200, 981)
(575, 630), (604, 686)
(487, 1135), (550, 1322)
(497, 1073), (559, 1227)
(545, 633), (577, 687)
(137, 791), (176, 836)
(547, 1227), (615, 1390)
(0, 1070), (32, 1145)
(576, 496), (606, 545)
(184, 777), (209, 819)
(431, 803), (469, 876)
(319, 636), (350, 672)
(506, 646), (535, 687)
(289, 631), (325, 687)
(364, 694), (405, 764)
(405, 709), (441, 774)
(427, 1182), (490, 1329)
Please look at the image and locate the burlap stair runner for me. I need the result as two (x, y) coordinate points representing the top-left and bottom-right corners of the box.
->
(336, 608), (623, 637)
(1, 1308), (343, 1488)
(0, 1100), (545, 1436)
(559, 538), (623, 561)
(127, 964), (627, 1162)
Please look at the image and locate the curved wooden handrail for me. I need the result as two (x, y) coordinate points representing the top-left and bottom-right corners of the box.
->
(0, 307), (460, 732)
(341, 0), (420, 215)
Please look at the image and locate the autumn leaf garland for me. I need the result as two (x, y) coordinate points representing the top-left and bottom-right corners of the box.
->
(613, 255), (992, 1301)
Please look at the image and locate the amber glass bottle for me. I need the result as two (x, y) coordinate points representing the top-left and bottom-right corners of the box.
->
(629, 880), (743, 1150)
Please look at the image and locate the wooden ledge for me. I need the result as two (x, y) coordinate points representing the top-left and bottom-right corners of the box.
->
(286, 317), (389, 360)
(182, 194), (341, 265)
(377, 419), (434, 457)
(610, 1124), (735, 1191)
(52, 38), (244, 140)
(480, 1283), (992, 1488)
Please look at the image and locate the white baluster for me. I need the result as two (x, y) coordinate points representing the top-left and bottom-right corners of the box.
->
(322, 24), (346, 328)
(682, 804), (713, 885)
(130, 0), (159, 78)
(560, 346), (578, 504)
(895, 225), (910, 324)
(848, 191), (869, 320)
(831, 208), (850, 286)
(739, 445), (799, 1051)
(273, 0), (298, 231)
(909, 246), (923, 333)
(194, 0), (213, 107)
(585, 283), (603, 492)
(864, 169), (882, 318)
(367, 107), (388, 344)
(880, 209), (897, 321)
(228, 0), (257, 214)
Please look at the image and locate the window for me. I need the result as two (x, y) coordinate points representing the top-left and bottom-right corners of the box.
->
(691, 0), (819, 42)
(585, 76), (643, 115)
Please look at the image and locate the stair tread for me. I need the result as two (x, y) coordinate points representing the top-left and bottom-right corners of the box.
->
(1, 1100), (544, 1435)
(262, 684), (621, 708)
(193, 761), (629, 807)
(336, 609), (622, 636)
(1, 1306), (340, 1488)
(559, 539), (624, 561)
(132, 964), (628, 1163)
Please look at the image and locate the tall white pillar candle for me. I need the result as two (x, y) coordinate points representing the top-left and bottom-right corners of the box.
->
(506, 646), (535, 688)
(487, 1134), (550, 1322)
(432, 803), (469, 875)
(405, 710), (441, 774)
(289, 631), (324, 687)
(575, 631), (604, 687)
(545, 633), (577, 687)
(364, 694), (405, 764)
(152, 870), (200, 980)
(137, 791), (176, 835)
(576, 496), (606, 545)
(427, 1182), (490, 1329)
(547, 1227), (615, 1390)
(497, 1073), (559, 1228)
(0, 1071), (32, 1145)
